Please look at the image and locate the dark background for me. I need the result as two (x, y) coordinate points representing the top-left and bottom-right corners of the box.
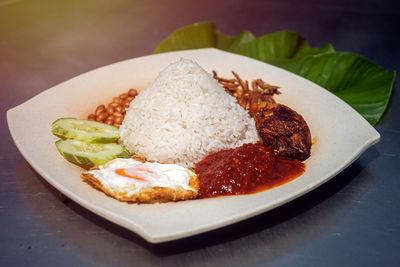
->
(1, 0), (399, 266)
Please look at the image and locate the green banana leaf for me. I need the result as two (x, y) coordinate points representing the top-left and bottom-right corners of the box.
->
(154, 22), (395, 125)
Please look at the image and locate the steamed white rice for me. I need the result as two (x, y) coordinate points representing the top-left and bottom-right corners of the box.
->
(119, 58), (259, 167)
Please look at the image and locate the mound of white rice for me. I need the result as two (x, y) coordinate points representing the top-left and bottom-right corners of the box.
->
(119, 58), (259, 167)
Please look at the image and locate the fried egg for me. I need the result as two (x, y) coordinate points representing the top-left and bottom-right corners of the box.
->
(81, 158), (199, 203)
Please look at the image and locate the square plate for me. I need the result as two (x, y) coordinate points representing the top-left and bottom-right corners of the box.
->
(7, 48), (380, 243)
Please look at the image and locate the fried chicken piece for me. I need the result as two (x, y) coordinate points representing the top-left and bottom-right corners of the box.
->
(255, 103), (311, 161)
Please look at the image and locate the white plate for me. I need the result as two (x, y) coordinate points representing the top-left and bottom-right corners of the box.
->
(7, 48), (380, 243)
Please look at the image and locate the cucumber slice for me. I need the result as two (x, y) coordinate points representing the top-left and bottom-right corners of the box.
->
(56, 139), (130, 169)
(51, 118), (120, 143)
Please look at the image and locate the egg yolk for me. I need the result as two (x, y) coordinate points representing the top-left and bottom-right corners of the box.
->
(115, 164), (164, 181)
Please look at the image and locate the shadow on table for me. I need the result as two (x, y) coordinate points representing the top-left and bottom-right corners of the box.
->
(147, 161), (367, 255)
(15, 147), (378, 259)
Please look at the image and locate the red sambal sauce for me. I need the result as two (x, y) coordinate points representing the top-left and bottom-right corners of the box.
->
(195, 143), (305, 198)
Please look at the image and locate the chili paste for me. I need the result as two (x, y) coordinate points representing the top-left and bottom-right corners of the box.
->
(195, 143), (305, 198)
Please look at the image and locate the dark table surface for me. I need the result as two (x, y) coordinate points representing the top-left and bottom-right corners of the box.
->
(1, 0), (399, 266)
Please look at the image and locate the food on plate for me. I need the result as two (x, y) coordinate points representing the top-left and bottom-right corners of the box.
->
(87, 88), (138, 127)
(52, 118), (130, 168)
(196, 143), (305, 198)
(56, 139), (130, 169)
(255, 104), (312, 160)
(52, 58), (312, 204)
(51, 118), (120, 143)
(119, 59), (259, 168)
(213, 70), (279, 116)
(213, 71), (312, 161)
(81, 158), (199, 203)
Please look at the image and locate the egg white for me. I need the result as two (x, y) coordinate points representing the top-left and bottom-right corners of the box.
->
(84, 158), (196, 198)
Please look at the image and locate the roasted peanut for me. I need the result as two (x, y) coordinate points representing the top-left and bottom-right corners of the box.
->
(109, 102), (119, 108)
(113, 97), (123, 105)
(128, 88), (138, 97)
(106, 106), (114, 115)
(123, 100), (130, 108)
(114, 116), (124, 124)
(88, 114), (96, 121)
(113, 112), (123, 118)
(88, 87), (141, 125)
(105, 118), (114, 125)
(95, 105), (106, 116)
(114, 105), (123, 113)
(96, 111), (108, 122)
(119, 93), (128, 99)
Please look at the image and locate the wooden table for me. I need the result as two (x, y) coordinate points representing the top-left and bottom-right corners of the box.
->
(1, 0), (399, 266)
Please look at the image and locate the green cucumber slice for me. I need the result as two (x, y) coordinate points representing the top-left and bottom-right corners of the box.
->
(56, 139), (130, 169)
(51, 118), (120, 143)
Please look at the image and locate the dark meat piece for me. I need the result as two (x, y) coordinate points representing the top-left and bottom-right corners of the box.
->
(213, 71), (312, 161)
(255, 103), (312, 161)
